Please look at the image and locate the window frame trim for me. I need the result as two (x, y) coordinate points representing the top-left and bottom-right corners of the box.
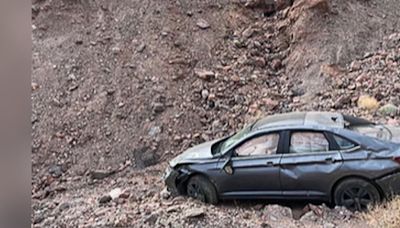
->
(231, 131), (283, 158)
(284, 129), (335, 154)
(330, 133), (360, 151)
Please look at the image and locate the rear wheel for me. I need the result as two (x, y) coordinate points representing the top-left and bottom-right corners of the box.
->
(334, 178), (381, 211)
(186, 175), (218, 204)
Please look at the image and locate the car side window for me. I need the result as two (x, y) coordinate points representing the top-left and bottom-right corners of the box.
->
(290, 132), (330, 153)
(333, 135), (356, 150)
(235, 133), (279, 157)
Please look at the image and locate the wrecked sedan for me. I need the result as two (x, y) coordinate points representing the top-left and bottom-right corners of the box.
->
(164, 112), (400, 211)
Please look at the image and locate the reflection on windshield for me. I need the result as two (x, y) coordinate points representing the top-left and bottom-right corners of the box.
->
(350, 125), (392, 141)
(219, 123), (253, 153)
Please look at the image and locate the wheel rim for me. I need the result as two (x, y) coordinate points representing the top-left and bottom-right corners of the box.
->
(341, 186), (374, 211)
(187, 182), (206, 202)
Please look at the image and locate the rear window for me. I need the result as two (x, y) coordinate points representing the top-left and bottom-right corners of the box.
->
(350, 125), (392, 142)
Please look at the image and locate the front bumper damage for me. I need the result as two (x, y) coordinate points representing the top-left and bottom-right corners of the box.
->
(163, 166), (191, 196)
(376, 172), (400, 199)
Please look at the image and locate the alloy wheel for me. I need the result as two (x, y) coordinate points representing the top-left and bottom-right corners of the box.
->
(187, 182), (206, 202)
(340, 187), (373, 211)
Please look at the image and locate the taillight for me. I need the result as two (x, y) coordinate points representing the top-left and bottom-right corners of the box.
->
(393, 157), (400, 164)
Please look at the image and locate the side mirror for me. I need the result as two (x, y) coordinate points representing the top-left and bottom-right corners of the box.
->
(221, 157), (234, 175)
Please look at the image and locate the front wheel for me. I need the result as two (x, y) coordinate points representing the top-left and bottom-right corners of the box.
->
(334, 178), (381, 211)
(186, 175), (218, 204)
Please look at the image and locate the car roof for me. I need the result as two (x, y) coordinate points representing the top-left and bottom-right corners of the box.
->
(252, 112), (345, 130)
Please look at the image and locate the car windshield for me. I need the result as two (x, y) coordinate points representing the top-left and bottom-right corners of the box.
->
(218, 123), (254, 153)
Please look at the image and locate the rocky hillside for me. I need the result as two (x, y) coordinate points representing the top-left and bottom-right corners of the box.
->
(31, 0), (400, 227)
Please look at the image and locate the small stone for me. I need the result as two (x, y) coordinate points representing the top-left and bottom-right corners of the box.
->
(58, 202), (70, 212)
(196, 19), (210, 29)
(253, 57), (266, 67)
(323, 222), (336, 228)
(31, 82), (39, 91)
(271, 59), (282, 71)
(99, 195), (112, 204)
(161, 31), (168, 37)
(242, 27), (254, 38)
(68, 73), (77, 81)
(333, 95), (350, 109)
(148, 126), (162, 136)
(152, 102), (165, 113)
(263, 98), (279, 111)
(48, 165), (63, 178)
(137, 43), (146, 53)
(208, 93), (216, 100)
(299, 211), (318, 222)
(264, 204), (293, 219)
(357, 95), (379, 111)
(111, 46), (121, 54)
(75, 38), (83, 45)
(109, 188), (122, 200)
(90, 170), (115, 180)
(201, 89), (209, 99)
(347, 84), (356, 90)
(68, 84), (79, 92)
(144, 213), (158, 225)
(183, 208), (205, 218)
(194, 69), (214, 80)
(119, 191), (130, 199)
(33, 214), (45, 224)
(350, 61), (361, 71)
(231, 75), (240, 82)
(160, 187), (170, 199)
(166, 205), (180, 213)
(378, 104), (398, 116)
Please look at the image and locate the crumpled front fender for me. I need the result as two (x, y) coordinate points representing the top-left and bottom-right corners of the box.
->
(164, 167), (194, 195)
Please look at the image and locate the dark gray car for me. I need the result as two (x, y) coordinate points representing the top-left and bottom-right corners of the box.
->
(164, 112), (400, 211)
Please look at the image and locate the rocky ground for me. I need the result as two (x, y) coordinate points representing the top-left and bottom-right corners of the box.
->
(31, 0), (400, 227)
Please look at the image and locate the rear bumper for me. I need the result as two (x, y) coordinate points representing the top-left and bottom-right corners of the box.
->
(376, 172), (400, 199)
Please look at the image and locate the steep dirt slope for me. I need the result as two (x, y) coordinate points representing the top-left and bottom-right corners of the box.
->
(32, 0), (400, 227)
(286, 0), (400, 102)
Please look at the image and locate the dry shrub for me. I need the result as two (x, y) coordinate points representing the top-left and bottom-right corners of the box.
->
(364, 197), (400, 228)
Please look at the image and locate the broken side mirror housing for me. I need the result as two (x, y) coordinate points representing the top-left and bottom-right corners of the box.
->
(221, 154), (234, 175)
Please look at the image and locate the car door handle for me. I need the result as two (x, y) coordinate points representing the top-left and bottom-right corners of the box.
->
(325, 157), (335, 163)
(266, 161), (275, 167)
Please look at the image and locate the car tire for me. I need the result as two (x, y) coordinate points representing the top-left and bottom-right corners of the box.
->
(186, 175), (218, 204)
(334, 178), (381, 211)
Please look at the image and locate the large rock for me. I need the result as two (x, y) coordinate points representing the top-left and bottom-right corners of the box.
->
(263, 204), (293, 221)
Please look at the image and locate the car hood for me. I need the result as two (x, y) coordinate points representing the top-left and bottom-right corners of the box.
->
(169, 138), (221, 167)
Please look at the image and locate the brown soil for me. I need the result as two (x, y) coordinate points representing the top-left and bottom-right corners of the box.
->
(31, 0), (400, 227)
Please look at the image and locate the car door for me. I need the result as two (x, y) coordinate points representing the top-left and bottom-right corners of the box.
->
(279, 130), (343, 200)
(215, 132), (283, 198)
